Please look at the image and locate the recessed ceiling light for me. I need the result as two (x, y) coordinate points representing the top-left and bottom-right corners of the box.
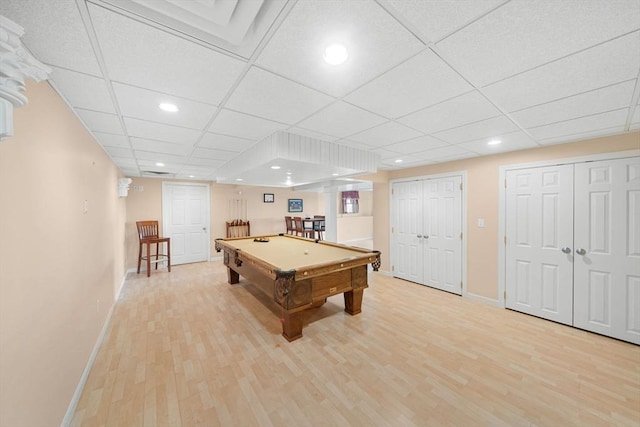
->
(332, 173), (339, 176)
(286, 172), (292, 175)
(395, 159), (403, 163)
(488, 139), (502, 145)
(155, 162), (165, 167)
(236, 178), (243, 181)
(324, 43), (348, 65)
(158, 102), (179, 112)
(271, 165), (281, 170)
(188, 175), (195, 178)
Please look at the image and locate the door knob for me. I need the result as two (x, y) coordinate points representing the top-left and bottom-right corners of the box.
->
(417, 234), (423, 238)
(561, 247), (571, 254)
(423, 235), (429, 239)
(576, 248), (587, 256)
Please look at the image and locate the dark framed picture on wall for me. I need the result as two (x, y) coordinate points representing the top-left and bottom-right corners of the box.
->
(263, 193), (274, 203)
(288, 198), (303, 213)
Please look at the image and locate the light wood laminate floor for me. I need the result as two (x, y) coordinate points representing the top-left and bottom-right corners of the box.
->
(71, 261), (640, 426)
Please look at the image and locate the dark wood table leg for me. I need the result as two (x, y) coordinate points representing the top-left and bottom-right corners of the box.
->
(227, 267), (239, 284)
(344, 288), (364, 315)
(282, 310), (303, 342)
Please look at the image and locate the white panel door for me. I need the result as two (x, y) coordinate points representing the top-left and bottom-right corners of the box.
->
(392, 181), (423, 283)
(573, 157), (640, 344)
(422, 176), (463, 295)
(162, 183), (210, 265)
(505, 165), (574, 325)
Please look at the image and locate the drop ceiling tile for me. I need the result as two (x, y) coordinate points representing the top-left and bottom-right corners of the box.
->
(113, 83), (217, 130)
(386, 0), (504, 43)
(373, 147), (403, 158)
(631, 106), (640, 125)
(225, 67), (334, 124)
(483, 32), (640, 112)
(2, 0), (102, 75)
(528, 109), (629, 141)
(383, 135), (448, 154)
(199, 133), (255, 152)
(124, 118), (201, 145)
(208, 109), (286, 141)
(120, 168), (140, 176)
(418, 144), (470, 160)
(429, 151), (478, 163)
(434, 116), (519, 144)
(538, 126), (628, 146)
(136, 152), (187, 166)
(333, 139), (376, 151)
(191, 148), (237, 161)
(93, 132), (129, 148)
(345, 49), (473, 118)
(458, 131), (538, 155)
(347, 121), (423, 147)
(398, 90), (500, 134)
(187, 157), (228, 168)
(286, 128), (340, 143)
(50, 67), (115, 113)
(75, 109), (124, 134)
(256, 0), (424, 97)
(103, 146), (133, 158)
(511, 80), (636, 129)
(130, 138), (193, 156)
(88, 2), (247, 104)
(296, 101), (387, 138)
(112, 158), (138, 168)
(435, 0), (640, 86)
(177, 166), (218, 179)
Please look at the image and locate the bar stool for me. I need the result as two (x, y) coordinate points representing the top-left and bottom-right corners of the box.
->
(136, 220), (171, 277)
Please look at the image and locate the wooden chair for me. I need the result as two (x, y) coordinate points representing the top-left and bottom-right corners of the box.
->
(313, 215), (325, 240)
(293, 216), (314, 239)
(285, 216), (295, 234)
(136, 221), (171, 277)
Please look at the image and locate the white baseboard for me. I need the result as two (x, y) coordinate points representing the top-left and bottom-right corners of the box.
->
(60, 273), (127, 427)
(463, 291), (502, 307)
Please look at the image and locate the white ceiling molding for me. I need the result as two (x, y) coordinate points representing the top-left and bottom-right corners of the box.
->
(0, 15), (51, 141)
(215, 131), (380, 187)
(92, 0), (288, 58)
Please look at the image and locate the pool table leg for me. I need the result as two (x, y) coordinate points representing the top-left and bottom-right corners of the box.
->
(282, 310), (303, 342)
(227, 267), (239, 284)
(344, 289), (364, 315)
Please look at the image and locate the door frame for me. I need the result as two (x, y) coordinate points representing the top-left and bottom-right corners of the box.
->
(497, 149), (640, 308)
(390, 170), (468, 295)
(161, 181), (211, 264)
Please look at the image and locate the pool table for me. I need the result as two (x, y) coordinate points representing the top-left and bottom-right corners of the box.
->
(215, 234), (381, 341)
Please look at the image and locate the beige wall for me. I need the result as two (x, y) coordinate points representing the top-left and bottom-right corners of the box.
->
(0, 81), (127, 426)
(380, 133), (640, 300)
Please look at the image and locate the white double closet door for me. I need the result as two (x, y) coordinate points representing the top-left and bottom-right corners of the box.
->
(392, 175), (463, 295)
(506, 157), (640, 344)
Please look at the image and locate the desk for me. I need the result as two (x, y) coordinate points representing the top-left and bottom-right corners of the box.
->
(215, 234), (381, 341)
